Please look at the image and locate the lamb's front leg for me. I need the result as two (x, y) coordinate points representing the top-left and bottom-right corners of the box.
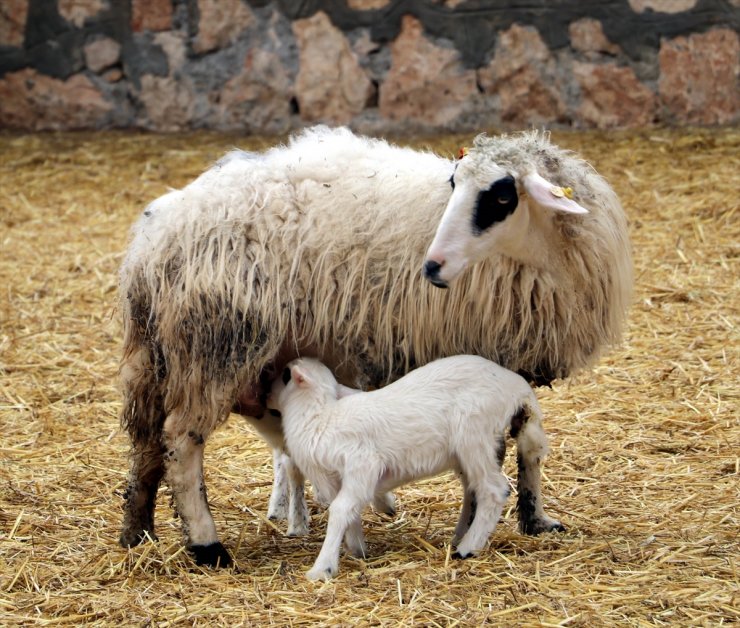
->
(285, 457), (309, 537)
(267, 448), (289, 521)
(306, 475), (374, 581)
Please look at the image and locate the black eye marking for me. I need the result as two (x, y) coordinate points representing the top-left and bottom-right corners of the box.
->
(269, 409), (282, 418)
(472, 175), (518, 234)
(449, 174), (455, 190)
(282, 367), (291, 385)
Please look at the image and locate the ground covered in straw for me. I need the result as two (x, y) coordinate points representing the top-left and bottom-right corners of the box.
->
(0, 127), (737, 626)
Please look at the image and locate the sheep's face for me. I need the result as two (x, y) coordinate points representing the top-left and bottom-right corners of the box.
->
(423, 158), (588, 288)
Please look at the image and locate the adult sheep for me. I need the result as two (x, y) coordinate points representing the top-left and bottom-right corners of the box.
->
(118, 126), (631, 567)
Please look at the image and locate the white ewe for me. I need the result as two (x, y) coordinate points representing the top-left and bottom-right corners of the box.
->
(271, 356), (561, 581)
(118, 126), (630, 566)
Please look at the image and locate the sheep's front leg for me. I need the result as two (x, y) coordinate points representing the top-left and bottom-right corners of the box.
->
(163, 413), (231, 568)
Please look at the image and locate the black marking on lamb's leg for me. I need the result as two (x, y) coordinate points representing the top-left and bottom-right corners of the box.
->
(467, 492), (477, 528)
(190, 542), (233, 568)
(510, 406), (528, 439)
(496, 435), (506, 469)
(120, 441), (165, 547)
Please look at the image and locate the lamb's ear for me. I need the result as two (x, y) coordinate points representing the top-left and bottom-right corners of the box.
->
(336, 384), (361, 399)
(290, 364), (313, 388)
(522, 172), (588, 214)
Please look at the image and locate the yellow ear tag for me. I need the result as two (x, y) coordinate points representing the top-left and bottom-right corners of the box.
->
(550, 185), (574, 199)
(457, 146), (468, 160)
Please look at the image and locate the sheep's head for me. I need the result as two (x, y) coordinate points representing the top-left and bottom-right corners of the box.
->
(423, 140), (588, 288)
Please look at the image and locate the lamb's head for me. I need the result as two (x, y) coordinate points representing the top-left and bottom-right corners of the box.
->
(423, 136), (589, 288)
(269, 358), (356, 416)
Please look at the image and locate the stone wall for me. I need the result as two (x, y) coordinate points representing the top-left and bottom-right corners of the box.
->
(0, 0), (738, 132)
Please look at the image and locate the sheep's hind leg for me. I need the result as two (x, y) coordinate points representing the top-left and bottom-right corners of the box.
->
(120, 438), (165, 547)
(163, 411), (231, 568)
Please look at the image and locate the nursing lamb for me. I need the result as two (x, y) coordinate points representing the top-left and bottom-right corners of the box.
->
(118, 126), (631, 567)
(271, 355), (560, 581)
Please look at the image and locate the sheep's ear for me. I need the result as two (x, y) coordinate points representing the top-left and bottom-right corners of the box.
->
(290, 364), (313, 388)
(336, 384), (361, 399)
(522, 172), (588, 214)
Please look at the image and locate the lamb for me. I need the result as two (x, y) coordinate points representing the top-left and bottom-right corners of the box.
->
(270, 355), (561, 581)
(242, 407), (396, 537)
(118, 126), (631, 567)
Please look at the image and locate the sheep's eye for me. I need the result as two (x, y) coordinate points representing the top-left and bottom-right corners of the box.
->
(472, 175), (518, 234)
(269, 409), (282, 418)
(449, 175), (455, 190)
(282, 368), (291, 385)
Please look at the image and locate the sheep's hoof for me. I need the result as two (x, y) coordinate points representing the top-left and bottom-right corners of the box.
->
(306, 565), (336, 581)
(190, 542), (233, 568)
(119, 528), (158, 548)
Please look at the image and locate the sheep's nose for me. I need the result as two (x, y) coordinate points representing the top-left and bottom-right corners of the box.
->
(423, 259), (448, 289)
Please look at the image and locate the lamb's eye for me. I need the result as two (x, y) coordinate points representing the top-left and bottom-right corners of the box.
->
(449, 175), (455, 190)
(269, 409), (282, 418)
(282, 367), (291, 384)
(497, 195), (513, 204)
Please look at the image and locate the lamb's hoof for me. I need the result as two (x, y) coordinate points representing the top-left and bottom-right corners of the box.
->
(521, 518), (566, 536)
(119, 528), (157, 548)
(451, 550), (472, 560)
(373, 492), (396, 517)
(306, 565), (336, 581)
(190, 542), (233, 568)
(287, 524), (309, 538)
(267, 509), (287, 522)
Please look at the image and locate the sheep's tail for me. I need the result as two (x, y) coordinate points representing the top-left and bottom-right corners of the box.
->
(119, 281), (167, 445)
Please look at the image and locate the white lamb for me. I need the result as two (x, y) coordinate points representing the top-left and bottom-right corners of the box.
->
(244, 406), (396, 536)
(271, 355), (562, 581)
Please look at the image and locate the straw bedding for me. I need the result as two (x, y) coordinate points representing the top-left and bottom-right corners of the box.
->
(0, 128), (737, 626)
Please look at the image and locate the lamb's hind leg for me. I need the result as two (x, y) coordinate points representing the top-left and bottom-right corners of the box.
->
(163, 410), (232, 567)
(513, 406), (564, 535)
(453, 471), (509, 559)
